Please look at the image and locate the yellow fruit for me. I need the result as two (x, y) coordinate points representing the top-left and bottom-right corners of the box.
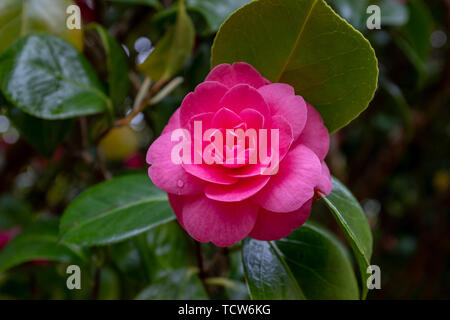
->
(99, 126), (139, 161)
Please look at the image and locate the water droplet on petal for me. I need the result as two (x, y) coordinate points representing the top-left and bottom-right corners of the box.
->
(177, 180), (184, 188)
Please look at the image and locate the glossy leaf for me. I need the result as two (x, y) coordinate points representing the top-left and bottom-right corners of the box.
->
(0, 34), (111, 120)
(322, 176), (373, 299)
(135, 268), (208, 300)
(7, 106), (73, 157)
(0, 0), (83, 54)
(88, 24), (130, 111)
(138, 0), (195, 81)
(0, 219), (86, 273)
(187, 0), (251, 33)
(211, 0), (378, 133)
(243, 222), (359, 300)
(146, 221), (196, 272)
(60, 174), (175, 246)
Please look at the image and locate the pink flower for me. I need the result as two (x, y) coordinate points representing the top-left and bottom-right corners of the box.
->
(147, 62), (332, 246)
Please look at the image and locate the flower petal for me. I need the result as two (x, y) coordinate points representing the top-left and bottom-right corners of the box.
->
(181, 196), (258, 247)
(258, 83), (306, 140)
(249, 200), (312, 241)
(211, 107), (244, 129)
(219, 84), (271, 124)
(147, 133), (204, 195)
(206, 62), (267, 89)
(182, 163), (238, 185)
(316, 161), (333, 196)
(205, 175), (270, 202)
(168, 193), (185, 227)
(253, 145), (322, 213)
(180, 81), (228, 128)
(161, 108), (181, 135)
(294, 103), (329, 161)
(239, 108), (265, 129)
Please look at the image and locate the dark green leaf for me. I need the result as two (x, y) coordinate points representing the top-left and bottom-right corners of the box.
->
(321, 176), (373, 299)
(0, 219), (86, 273)
(392, 0), (432, 78)
(187, 0), (251, 33)
(0, 0), (83, 54)
(135, 268), (208, 300)
(211, 0), (378, 133)
(146, 221), (196, 272)
(0, 34), (111, 120)
(88, 24), (130, 111)
(243, 222), (359, 300)
(60, 174), (175, 246)
(7, 106), (73, 157)
(139, 0), (195, 81)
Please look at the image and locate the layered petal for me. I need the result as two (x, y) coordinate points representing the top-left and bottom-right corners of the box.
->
(316, 161), (333, 196)
(249, 200), (312, 241)
(181, 196), (259, 247)
(182, 162), (238, 185)
(180, 81), (228, 128)
(161, 108), (181, 135)
(206, 62), (267, 89)
(258, 83), (307, 140)
(219, 84), (271, 124)
(147, 133), (204, 195)
(205, 175), (270, 202)
(168, 193), (185, 227)
(253, 145), (322, 213)
(294, 103), (329, 161)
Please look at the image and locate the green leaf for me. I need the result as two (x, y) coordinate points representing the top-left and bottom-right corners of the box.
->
(139, 0), (195, 81)
(211, 0), (378, 133)
(146, 221), (196, 272)
(0, 219), (86, 273)
(0, 34), (111, 120)
(135, 268), (208, 300)
(88, 24), (130, 111)
(392, 0), (432, 78)
(242, 222), (359, 300)
(0, 0), (83, 54)
(321, 176), (373, 299)
(60, 174), (175, 246)
(7, 106), (73, 157)
(187, 0), (252, 33)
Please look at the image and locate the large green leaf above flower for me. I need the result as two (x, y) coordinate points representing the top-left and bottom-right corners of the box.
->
(0, 0), (83, 54)
(211, 0), (379, 133)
